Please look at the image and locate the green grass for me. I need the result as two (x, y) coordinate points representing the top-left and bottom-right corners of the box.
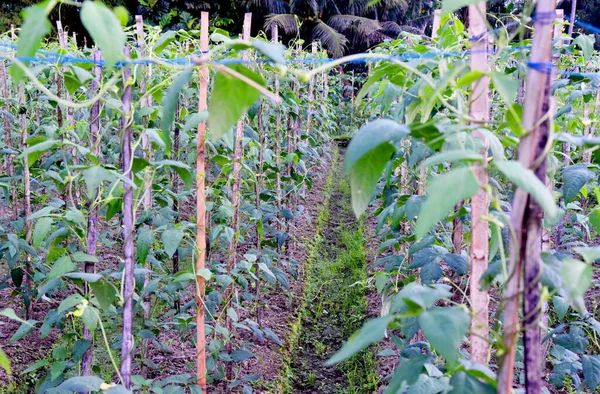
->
(276, 151), (378, 393)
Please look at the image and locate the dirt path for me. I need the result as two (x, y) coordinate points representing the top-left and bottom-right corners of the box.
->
(283, 148), (378, 394)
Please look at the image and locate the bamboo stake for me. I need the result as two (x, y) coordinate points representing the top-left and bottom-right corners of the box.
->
(135, 16), (155, 374)
(0, 61), (16, 218)
(273, 26), (283, 254)
(135, 15), (153, 211)
(420, 12), (443, 197)
(498, 1), (556, 392)
(119, 47), (135, 390)
(468, 2), (490, 365)
(82, 49), (102, 382)
(225, 12), (252, 380)
(20, 79), (32, 319)
(195, 11), (210, 390)
(541, 9), (564, 366)
(57, 21), (78, 202)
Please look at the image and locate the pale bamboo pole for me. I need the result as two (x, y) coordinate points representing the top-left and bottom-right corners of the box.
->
(57, 21), (78, 202)
(19, 79), (32, 319)
(272, 26), (283, 254)
(498, 1), (556, 392)
(306, 42), (317, 135)
(119, 47), (135, 389)
(82, 49), (102, 382)
(225, 12), (252, 380)
(195, 11), (210, 390)
(135, 16), (155, 374)
(541, 9), (564, 367)
(135, 15), (153, 211)
(420, 11), (442, 197)
(0, 61), (16, 218)
(468, 2), (490, 365)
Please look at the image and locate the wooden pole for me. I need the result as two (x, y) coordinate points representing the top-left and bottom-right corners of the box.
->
(432, 9), (442, 38)
(498, 1), (556, 392)
(195, 11), (210, 390)
(272, 26), (283, 254)
(57, 21), (77, 202)
(119, 47), (135, 390)
(82, 49), (102, 382)
(225, 12), (252, 380)
(19, 78), (32, 319)
(468, 2), (490, 365)
(0, 61), (16, 218)
(134, 16), (155, 374)
(135, 15), (153, 211)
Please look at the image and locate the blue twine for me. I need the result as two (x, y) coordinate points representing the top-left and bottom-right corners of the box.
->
(528, 61), (554, 74)
(469, 21), (521, 41)
(531, 10), (557, 25)
(573, 19), (600, 35)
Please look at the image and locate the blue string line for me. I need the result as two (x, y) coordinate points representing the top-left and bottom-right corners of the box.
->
(469, 21), (521, 41)
(573, 19), (600, 35)
(0, 43), (534, 68)
(531, 10), (557, 25)
(528, 61), (554, 74)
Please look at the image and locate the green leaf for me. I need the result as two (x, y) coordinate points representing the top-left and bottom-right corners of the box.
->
(64, 66), (94, 95)
(33, 217), (53, 248)
(23, 139), (61, 167)
(0, 347), (10, 375)
(64, 272), (102, 283)
(491, 71), (519, 107)
(442, 0), (481, 15)
(57, 376), (104, 392)
(574, 246), (600, 265)
(48, 256), (75, 279)
(50, 360), (67, 381)
(574, 34), (595, 59)
(10, 320), (36, 343)
(391, 282), (452, 313)
(82, 166), (116, 198)
(419, 307), (470, 365)
(582, 355), (600, 390)
(161, 68), (193, 153)
(58, 293), (85, 314)
(419, 150), (484, 169)
(90, 281), (117, 312)
(449, 372), (496, 394)
(11, 1), (52, 84)
(20, 359), (48, 375)
(251, 40), (286, 64)
(162, 228), (185, 258)
(561, 259), (593, 313)
(494, 160), (558, 219)
(72, 252), (99, 263)
(153, 31), (177, 53)
(209, 65), (265, 141)
(137, 227), (155, 264)
(344, 119), (409, 216)
(563, 165), (594, 203)
(81, 306), (98, 333)
(182, 112), (209, 134)
(326, 315), (394, 365)
(415, 167), (479, 239)
(80, 1), (126, 69)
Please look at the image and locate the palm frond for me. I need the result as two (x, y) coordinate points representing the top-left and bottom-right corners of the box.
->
(264, 13), (300, 35)
(310, 19), (348, 57)
(327, 15), (382, 45)
(366, 0), (409, 12)
(379, 20), (403, 37)
(241, 0), (290, 14)
(290, 0), (319, 17)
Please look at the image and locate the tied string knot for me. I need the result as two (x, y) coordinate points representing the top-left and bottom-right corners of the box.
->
(531, 10), (557, 25)
(527, 61), (554, 75)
